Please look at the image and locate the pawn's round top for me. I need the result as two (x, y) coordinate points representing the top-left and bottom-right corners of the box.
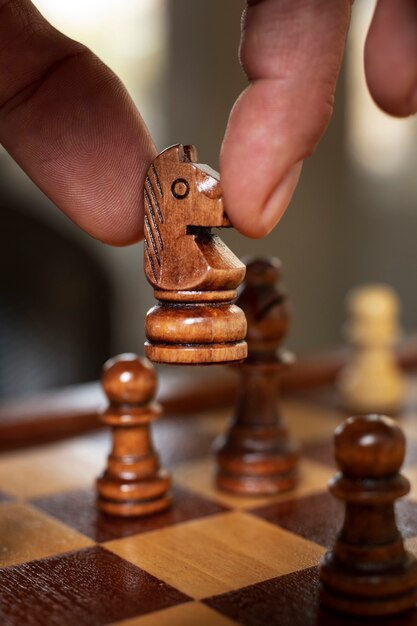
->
(101, 354), (157, 405)
(347, 284), (399, 320)
(334, 415), (405, 478)
(242, 257), (282, 286)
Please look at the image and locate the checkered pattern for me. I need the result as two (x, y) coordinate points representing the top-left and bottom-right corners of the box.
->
(0, 399), (417, 625)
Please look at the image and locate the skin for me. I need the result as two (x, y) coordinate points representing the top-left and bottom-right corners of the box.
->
(0, 0), (417, 245)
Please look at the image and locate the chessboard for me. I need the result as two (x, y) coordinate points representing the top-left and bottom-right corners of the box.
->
(2, 387), (417, 625)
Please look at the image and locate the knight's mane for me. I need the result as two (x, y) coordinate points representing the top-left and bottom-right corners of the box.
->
(144, 162), (164, 282)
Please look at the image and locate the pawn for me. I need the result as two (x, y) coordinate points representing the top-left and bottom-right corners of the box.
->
(96, 354), (172, 517)
(319, 415), (417, 616)
(338, 284), (405, 415)
(215, 257), (298, 495)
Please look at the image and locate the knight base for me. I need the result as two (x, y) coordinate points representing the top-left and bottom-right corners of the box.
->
(145, 296), (248, 365)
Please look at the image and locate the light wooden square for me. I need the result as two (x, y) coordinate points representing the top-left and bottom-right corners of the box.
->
(105, 511), (325, 599)
(0, 502), (92, 567)
(0, 436), (106, 498)
(174, 455), (333, 510)
(111, 602), (237, 626)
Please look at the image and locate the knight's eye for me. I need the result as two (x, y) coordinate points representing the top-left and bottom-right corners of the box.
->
(171, 178), (189, 199)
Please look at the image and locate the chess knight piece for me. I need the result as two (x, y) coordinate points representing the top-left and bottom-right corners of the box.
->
(144, 144), (247, 364)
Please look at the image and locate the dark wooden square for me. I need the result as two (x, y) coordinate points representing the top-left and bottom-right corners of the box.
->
(30, 486), (229, 542)
(0, 546), (189, 626)
(250, 492), (340, 548)
(251, 492), (417, 547)
(205, 566), (417, 626)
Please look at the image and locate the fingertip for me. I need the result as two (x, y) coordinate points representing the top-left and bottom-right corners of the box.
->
(220, 0), (350, 239)
(365, 0), (417, 117)
(365, 40), (417, 118)
(222, 151), (303, 240)
(74, 140), (155, 247)
(257, 160), (303, 236)
(55, 129), (156, 247)
(89, 210), (145, 247)
(219, 77), (316, 240)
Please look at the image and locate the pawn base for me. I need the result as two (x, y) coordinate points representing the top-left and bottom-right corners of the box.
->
(145, 298), (247, 365)
(214, 423), (298, 496)
(216, 468), (297, 496)
(97, 493), (172, 518)
(215, 438), (298, 496)
(320, 552), (417, 616)
(96, 469), (172, 518)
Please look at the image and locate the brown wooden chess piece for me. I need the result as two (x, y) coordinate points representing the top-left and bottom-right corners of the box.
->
(96, 353), (172, 517)
(143, 144), (247, 365)
(320, 414), (417, 616)
(215, 257), (298, 495)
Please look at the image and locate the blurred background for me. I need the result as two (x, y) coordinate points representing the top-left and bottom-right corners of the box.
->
(1, 0), (417, 399)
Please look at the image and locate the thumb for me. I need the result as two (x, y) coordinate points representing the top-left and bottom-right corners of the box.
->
(221, 0), (352, 238)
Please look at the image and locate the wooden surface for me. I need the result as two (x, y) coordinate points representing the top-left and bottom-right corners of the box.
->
(3, 335), (417, 451)
(143, 144), (247, 364)
(0, 367), (237, 451)
(2, 391), (417, 623)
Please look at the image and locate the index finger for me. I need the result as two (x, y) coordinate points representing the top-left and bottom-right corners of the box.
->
(0, 0), (155, 245)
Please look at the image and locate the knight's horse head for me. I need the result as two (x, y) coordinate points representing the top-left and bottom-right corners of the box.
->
(144, 144), (245, 292)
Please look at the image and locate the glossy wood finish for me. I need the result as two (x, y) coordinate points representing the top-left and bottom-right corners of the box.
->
(34, 486), (227, 544)
(0, 546), (189, 626)
(108, 511), (324, 600)
(143, 144), (247, 364)
(5, 394), (417, 624)
(319, 415), (417, 616)
(215, 258), (298, 495)
(96, 354), (172, 517)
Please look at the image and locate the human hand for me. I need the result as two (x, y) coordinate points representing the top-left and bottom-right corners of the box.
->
(0, 0), (155, 245)
(1, 1), (416, 245)
(222, 0), (417, 237)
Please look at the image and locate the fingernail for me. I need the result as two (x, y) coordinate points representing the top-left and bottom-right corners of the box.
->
(261, 161), (303, 234)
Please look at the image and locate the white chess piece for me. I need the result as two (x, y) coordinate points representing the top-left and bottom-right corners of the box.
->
(338, 285), (405, 414)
